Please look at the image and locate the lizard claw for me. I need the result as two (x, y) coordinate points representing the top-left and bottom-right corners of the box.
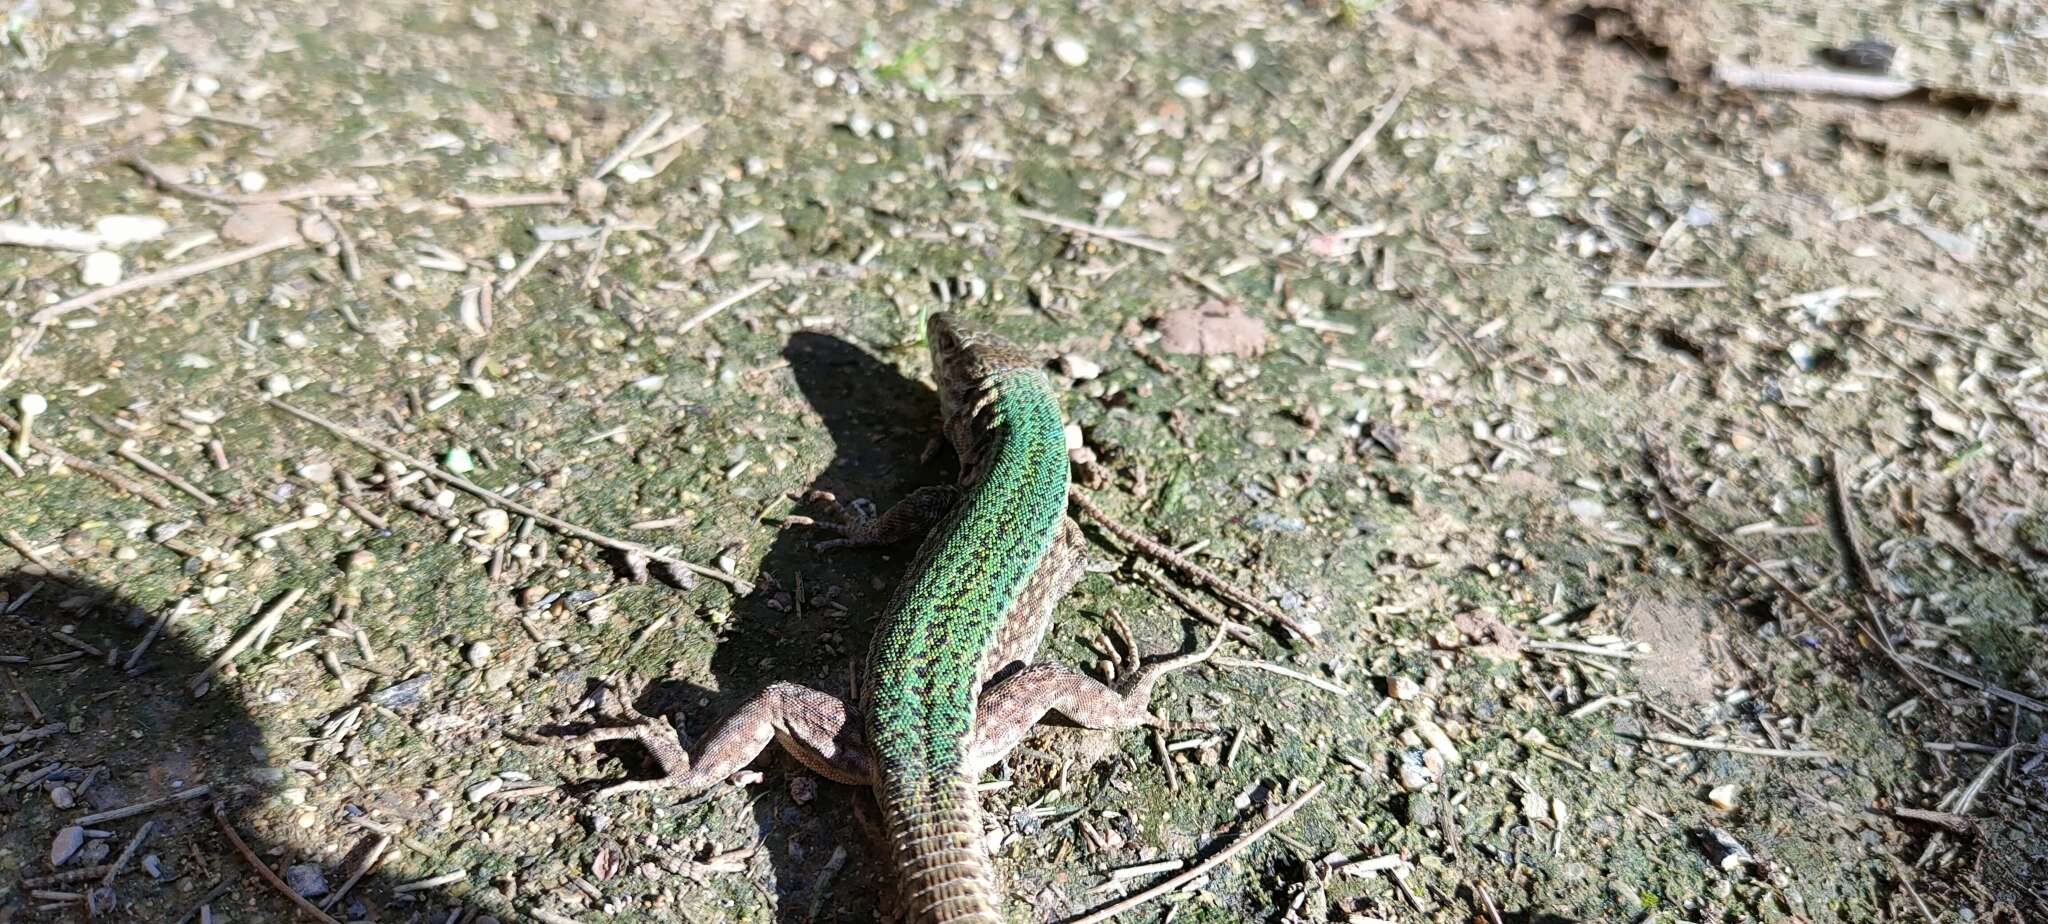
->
(549, 686), (698, 795)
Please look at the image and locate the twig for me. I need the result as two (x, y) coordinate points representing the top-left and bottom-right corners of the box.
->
(0, 408), (176, 508)
(1604, 276), (1726, 290)
(265, 399), (753, 594)
(30, 235), (298, 324)
(1715, 64), (1916, 100)
(1651, 493), (1852, 645)
(678, 279), (775, 334)
(455, 190), (571, 209)
(190, 588), (306, 691)
(1319, 80), (1411, 196)
(0, 222), (105, 252)
(1212, 656), (1349, 696)
(1131, 564), (1260, 645)
(1, 530), (65, 574)
(591, 107), (673, 180)
(1069, 489), (1317, 646)
(210, 803), (346, 924)
(113, 445), (219, 506)
(1821, 454), (1881, 601)
(1015, 208), (1177, 256)
(495, 240), (554, 299)
(1899, 654), (2047, 713)
(125, 156), (376, 205)
(1634, 731), (1832, 760)
(1525, 639), (1644, 660)
(319, 834), (390, 910)
(100, 820), (154, 888)
(1063, 781), (1324, 924)
(0, 722), (64, 745)
(75, 784), (213, 824)
(314, 204), (362, 283)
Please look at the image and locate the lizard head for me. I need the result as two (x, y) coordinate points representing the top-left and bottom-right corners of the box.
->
(925, 312), (1049, 463)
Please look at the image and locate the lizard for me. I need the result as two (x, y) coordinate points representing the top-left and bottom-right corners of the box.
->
(557, 312), (1224, 923)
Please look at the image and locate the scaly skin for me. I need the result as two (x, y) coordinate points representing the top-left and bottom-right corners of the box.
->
(556, 313), (1219, 923)
(862, 316), (1074, 922)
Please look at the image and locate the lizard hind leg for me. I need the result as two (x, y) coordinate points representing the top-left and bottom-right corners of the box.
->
(961, 626), (1228, 776)
(555, 682), (872, 798)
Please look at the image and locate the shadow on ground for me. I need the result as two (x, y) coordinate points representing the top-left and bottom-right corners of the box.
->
(2, 332), (951, 923)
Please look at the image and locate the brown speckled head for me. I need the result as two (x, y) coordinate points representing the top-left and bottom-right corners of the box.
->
(925, 312), (1044, 471)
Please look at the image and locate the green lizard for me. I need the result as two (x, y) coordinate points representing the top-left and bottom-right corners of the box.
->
(559, 313), (1222, 922)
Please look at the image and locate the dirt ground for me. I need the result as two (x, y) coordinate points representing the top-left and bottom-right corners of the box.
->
(2, 0), (2045, 921)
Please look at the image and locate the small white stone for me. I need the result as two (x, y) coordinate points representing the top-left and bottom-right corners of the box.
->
(468, 6), (500, 30)
(79, 251), (123, 286)
(444, 447), (475, 474)
(613, 160), (656, 184)
(465, 778), (502, 802)
(1707, 784), (1739, 811)
(51, 826), (85, 866)
(1232, 42), (1258, 70)
(1173, 75), (1211, 99)
(474, 508), (511, 541)
(1058, 353), (1103, 381)
(190, 74), (221, 96)
(464, 640), (493, 667)
(1051, 36), (1089, 67)
(261, 373), (293, 396)
(812, 66), (837, 88)
(1288, 198), (1320, 221)
(93, 214), (169, 245)
(1387, 676), (1421, 700)
(237, 171), (268, 193)
(389, 270), (416, 290)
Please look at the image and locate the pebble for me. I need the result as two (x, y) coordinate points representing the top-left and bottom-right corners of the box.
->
(444, 446), (475, 474)
(1232, 42), (1258, 70)
(811, 66), (837, 88)
(51, 826), (84, 866)
(93, 214), (168, 245)
(1173, 75), (1211, 99)
(474, 508), (511, 541)
(1051, 36), (1089, 67)
(261, 373), (294, 396)
(1387, 675), (1421, 700)
(285, 863), (330, 897)
(1396, 749), (1435, 791)
(389, 270), (416, 290)
(465, 778), (503, 802)
(468, 6), (500, 30)
(1058, 352), (1103, 381)
(614, 160), (656, 184)
(343, 549), (377, 573)
(79, 250), (122, 286)
(1707, 783), (1739, 811)
(1287, 198), (1320, 221)
(237, 171), (268, 193)
(464, 640), (493, 667)
(190, 74), (221, 96)
(49, 785), (74, 809)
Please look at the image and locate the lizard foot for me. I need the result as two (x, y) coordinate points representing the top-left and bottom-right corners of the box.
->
(553, 690), (696, 798)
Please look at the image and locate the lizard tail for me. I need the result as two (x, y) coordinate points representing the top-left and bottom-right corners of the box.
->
(885, 776), (1004, 923)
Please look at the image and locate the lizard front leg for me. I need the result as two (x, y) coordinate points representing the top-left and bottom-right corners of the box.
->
(961, 628), (1226, 776)
(786, 485), (959, 550)
(557, 683), (873, 797)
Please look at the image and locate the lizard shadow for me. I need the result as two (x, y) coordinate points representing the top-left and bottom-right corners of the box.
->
(602, 330), (953, 921)
(0, 568), (475, 923)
